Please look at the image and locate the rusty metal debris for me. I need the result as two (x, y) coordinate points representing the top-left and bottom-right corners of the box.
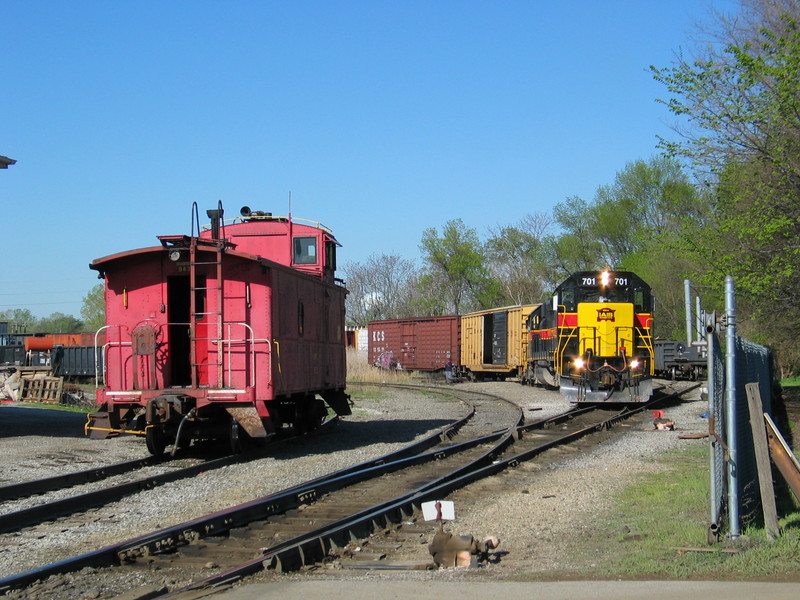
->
(428, 530), (500, 568)
(652, 409), (675, 430)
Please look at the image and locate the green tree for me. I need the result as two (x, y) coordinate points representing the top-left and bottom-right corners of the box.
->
(549, 196), (603, 276)
(37, 312), (85, 334)
(0, 308), (37, 333)
(485, 212), (554, 305)
(80, 284), (106, 331)
(418, 219), (495, 314)
(591, 157), (699, 266)
(652, 0), (800, 367)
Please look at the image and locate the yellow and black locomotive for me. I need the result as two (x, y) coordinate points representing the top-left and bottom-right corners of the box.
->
(524, 271), (654, 403)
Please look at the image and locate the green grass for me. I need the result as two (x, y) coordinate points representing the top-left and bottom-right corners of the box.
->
(782, 377), (800, 388)
(346, 385), (390, 402)
(581, 444), (800, 580)
(11, 401), (94, 414)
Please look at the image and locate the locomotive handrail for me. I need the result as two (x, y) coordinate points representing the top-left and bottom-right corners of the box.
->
(634, 324), (656, 375)
(554, 304), (575, 378)
(577, 325), (636, 363)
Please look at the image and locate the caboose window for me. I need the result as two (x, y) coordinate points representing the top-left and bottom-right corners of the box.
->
(293, 237), (317, 265)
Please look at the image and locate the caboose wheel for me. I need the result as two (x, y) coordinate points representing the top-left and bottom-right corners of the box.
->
(146, 425), (168, 455)
(229, 417), (243, 454)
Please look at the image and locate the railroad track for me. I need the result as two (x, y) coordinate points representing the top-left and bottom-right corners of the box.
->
(0, 383), (697, 599)
(0, 418), (352, 535)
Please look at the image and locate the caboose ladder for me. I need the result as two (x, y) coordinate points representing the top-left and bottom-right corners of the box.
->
(189, 237), (225, 388)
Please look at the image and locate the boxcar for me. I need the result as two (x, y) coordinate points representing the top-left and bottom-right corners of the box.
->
(368, 316), (460, 372)
(460, 305), (539, 381)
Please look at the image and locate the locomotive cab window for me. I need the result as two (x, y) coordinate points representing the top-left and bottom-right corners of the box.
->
(560, 289), (576, 311)
(633, 288), (650, 311)
(293, 236), (317, 265)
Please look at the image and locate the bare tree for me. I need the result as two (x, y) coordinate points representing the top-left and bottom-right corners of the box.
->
(343, 253), (418, 326)
(485, 212), (555, 305)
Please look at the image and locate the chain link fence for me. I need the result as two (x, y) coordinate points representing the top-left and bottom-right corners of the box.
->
(705, 283), (774, 539)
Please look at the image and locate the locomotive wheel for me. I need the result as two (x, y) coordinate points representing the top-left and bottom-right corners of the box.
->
(145, 425), (168, 455)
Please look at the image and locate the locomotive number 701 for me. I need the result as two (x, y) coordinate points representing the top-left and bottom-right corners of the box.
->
(581, 277), (629, 286)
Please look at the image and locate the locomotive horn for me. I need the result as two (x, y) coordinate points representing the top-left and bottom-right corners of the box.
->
(240, 206), (252, 217)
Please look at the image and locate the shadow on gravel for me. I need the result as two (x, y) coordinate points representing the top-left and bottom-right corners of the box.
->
(0, 404), (89, 438)
(268, 418), (455, 459)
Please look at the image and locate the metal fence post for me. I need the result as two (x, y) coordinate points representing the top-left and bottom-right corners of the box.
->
(724, 275), (740, 538)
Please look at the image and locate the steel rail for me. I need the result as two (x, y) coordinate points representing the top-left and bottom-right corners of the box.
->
(0, 455), (167, 502)
(0, 453), (240, 534)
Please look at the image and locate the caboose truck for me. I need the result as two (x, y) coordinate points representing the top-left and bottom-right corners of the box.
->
(86, 204), (351, 454)
(526, 270), (654, 403)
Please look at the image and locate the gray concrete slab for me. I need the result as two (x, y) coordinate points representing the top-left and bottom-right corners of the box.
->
(213, 580), (800, 600)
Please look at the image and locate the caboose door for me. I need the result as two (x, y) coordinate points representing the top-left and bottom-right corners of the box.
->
(167, 275), (192, 386)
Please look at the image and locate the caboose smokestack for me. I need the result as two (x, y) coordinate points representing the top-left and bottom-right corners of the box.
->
(207, 207), (224, 240)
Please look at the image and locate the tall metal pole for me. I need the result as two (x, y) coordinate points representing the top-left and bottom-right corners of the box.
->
(724, 275), (739, 538)
(707, 315), (720, 537)
(684, 279), (693, 346)
(696, 296), (703, 346)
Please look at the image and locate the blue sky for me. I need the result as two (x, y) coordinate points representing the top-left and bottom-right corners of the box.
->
(1, 1), (735, 319)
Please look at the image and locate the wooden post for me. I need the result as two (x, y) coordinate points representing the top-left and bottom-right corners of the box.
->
(764, 413), (800, 503)
(745, 382), (780, 541)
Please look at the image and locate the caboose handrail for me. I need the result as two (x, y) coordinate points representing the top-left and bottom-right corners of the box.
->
(210, 214), (334, 234)
(209, 322), (271, 389)
(93, 325), (111, 388)
(95, 324), (142, 389)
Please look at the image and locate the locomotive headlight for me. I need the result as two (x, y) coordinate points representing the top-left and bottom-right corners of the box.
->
(630, 359), (640, 370)
(169, 249), (182, 262)
(574, 357), (585, 370)
(600, 270), (611, 287)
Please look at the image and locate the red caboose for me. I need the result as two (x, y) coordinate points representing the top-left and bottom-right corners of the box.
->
(86, 204), (351, 454)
